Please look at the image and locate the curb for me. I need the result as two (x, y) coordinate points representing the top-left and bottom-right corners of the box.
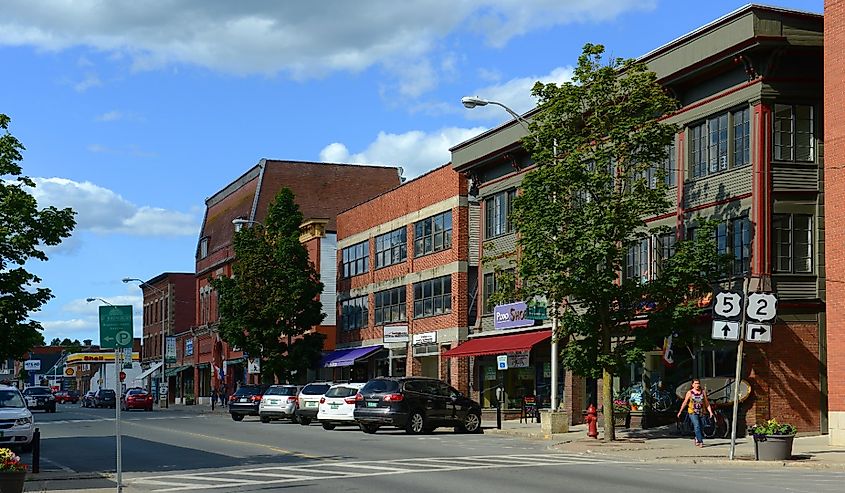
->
(26, 471), (108, 482)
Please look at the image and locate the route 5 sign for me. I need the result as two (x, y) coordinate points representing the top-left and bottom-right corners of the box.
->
(746, 292), (778, 323)
(714, 291), (743, 319)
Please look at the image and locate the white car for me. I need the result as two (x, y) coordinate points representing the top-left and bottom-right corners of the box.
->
(259, 385), (301, 423)
(0, 385), (34, 452)
(316, 382), (365, 430)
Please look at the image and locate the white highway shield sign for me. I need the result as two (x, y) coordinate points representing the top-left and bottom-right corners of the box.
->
(714, 291), (743, 319)
(746, 323), (772, 343)
(712, 320), (740, 341)
(746, 292), (778, 323)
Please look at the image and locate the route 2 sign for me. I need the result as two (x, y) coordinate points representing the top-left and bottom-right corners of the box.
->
(746, 292), (778, 323)
(745, 323), (772, 343)
(714, 291), (743, 319)
(712, 320), (740, 341)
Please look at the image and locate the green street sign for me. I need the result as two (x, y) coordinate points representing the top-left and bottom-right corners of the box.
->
(99, 305), (134, 349)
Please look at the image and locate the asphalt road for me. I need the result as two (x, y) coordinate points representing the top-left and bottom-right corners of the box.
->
(21, 404), (845, 492)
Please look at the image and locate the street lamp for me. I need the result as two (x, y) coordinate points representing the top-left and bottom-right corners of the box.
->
(122, 277), (170, 408)
(461, 95), (561, 413)
(232, 217), (263, 232)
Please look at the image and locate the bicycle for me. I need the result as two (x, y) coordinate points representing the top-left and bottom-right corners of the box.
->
(624, 382), (676, 412)
(676, 407), (730, 439)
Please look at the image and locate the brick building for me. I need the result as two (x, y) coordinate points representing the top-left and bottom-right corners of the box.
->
(193, 159), (401, 401)
(824, 0), (845, 445)
(450, 5), (825, 431)
(334, 164), (477, 392)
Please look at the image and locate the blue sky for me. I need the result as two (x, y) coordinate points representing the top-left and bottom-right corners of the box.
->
(0, 0), (822, 345)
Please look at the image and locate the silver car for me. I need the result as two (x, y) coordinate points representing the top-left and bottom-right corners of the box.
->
(0, 385), (34, 451)
(258, 385), (301, 423)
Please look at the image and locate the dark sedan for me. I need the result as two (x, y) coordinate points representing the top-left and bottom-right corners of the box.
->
(353, 377), (482, 435)
(229, 385), (270, 421)
(22, 386), (56, 413)
(93, 389), (116, 408)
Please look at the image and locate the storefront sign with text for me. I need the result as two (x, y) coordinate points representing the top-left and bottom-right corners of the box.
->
(494, 302), (535, 330)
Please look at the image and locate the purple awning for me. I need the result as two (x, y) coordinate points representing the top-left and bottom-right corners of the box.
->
(320, 345), (383, 368)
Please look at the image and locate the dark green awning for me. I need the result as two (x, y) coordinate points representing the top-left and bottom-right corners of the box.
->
(164, 365), (192, 377)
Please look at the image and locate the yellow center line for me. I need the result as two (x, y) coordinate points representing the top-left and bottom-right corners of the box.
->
(122, 419), (320, 459)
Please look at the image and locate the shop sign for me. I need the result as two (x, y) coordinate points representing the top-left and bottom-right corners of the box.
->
(497, 355), (508, 370)
(165, 336), (177, 363)
(526, 297), (548, 321)
(185, 339), (194, 356)
(484, 367), (497, 381)
(412, 332), (437, 345)
(64, 367), (76, 377)
(24, 360), (41, 371)
(507, 352), (530, 368)
(494, 302), (534, 330)
(247, 358), (261, 374)
(543, 362), (551, 378)
(383, 325), (409, 344)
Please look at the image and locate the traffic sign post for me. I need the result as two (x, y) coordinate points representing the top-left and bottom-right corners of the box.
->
(497, 355), (508, 370)
(745, 323), (772, 343)
(711, 320), (740, 341)
(714, 291), (743, 319)
(98, 305), (134, 349)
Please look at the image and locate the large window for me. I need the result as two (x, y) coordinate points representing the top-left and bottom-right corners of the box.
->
(485, 189), (516, 238)
(483, 269), (514, 313)
(625, 238), (650, 283)
(655, 231), (676, 273)
(773, 214), (813, 273)
(730, 217), (751, 275)
(662, 142), (676, 188)
(341, 296), (369, 331)
(773, 104), (814, 162)
(689, 108), (752, 179)
(413, 275), (452, 319)
(342, 241), (369, 278)
(375, 227), (407, 268)
(374, 286), (406, 325)
(414, 211), (452, 257)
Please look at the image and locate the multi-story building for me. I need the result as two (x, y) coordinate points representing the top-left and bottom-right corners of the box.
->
(450, 5), (825, 431)
(193, 159), (401, 402)
(334, 164), (477, 391)
(824, 0), (845, 445)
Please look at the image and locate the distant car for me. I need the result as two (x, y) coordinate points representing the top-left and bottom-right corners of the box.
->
(93, 389), (116, 409)
(81, 391), (96, 408)
(353, 377), (482, 435)
(0, 385), (34, 452)
(316, 382), (365, 430)
(54, 390), (80, 404)
(295, 382), (333, 426)
(258, 385), (301, 423)
(121, 388), (153, 411)
(229, 384), (270, 421)
(22, 386), (56, 413)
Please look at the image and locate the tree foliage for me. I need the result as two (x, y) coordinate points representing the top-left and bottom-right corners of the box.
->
(511, 44), (717, 439)
(0, 114), (75, 361)
(212, 188), (326, 384)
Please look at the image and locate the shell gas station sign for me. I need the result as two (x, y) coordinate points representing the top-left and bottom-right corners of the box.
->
(66, 352), (139, 365)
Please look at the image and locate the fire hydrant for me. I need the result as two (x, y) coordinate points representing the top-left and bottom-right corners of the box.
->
(586, 404), (599, 439)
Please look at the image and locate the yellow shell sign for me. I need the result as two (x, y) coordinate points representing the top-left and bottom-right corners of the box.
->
(64, 367), (76, 377)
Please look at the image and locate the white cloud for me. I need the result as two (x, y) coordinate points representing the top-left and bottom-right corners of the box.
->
(73, 72), (101, 92)
(0, 1), (653, 95)
(63, 295), (141, 314)
(41, 295), (145, 341)
(463, 66), (575, 121)
(95, 110), (123, 122)
(28, 177), (199, 236)
(319, 126), (487, 179)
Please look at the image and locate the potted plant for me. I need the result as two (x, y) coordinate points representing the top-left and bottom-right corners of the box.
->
(612, 399), (631, 428)
(0, 447), (28, 493)
(750, 419), (797, 461)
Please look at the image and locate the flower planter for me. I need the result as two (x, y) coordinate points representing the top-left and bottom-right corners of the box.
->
(753, 434), (795, 461)
(0, 471), (26, 493)
(613, 413), (631, 428)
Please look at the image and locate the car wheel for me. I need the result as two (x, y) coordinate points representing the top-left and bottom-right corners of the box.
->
(290, 414), (300, 424)
(231, 414), (244, 422)
(299, 417), (312, 426)
(260, 416), (271, 424)
(406, 411), (426, 435)
(321, 422), (336, 431)
(359, 423), (379, 434)
(456, 412), (482, 434)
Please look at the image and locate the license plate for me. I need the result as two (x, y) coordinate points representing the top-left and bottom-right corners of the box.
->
(366, 401), (378, 408)
(268, 400), (278, 405)
(240, 398), (249, 402)
(305, 401), (317, 408)
(329, 403), (340, 409)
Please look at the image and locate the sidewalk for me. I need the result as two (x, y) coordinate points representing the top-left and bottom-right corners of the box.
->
(486, 420), (845, 469)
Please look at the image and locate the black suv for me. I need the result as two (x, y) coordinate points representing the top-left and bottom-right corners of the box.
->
(22, 386), (56, 413)
(353, 377), (482, 435)
(229, 384), (270, 421)
(93, 389), (117, 408)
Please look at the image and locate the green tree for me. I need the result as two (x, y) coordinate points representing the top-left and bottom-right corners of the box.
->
(511, 44), (699, 439)
(0, 114), (75, 361)
(50, 338), (62, 346)
(212, 188), (326, 384)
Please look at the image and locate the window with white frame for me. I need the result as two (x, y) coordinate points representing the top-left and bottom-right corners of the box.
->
(413, 275), (452, 319)
(375, 227), (407, 268)
(485, 189), (516, 238)
(690, 108), (752, 179)
(733, 108), (751, 167)
(773, 104), (814, 162)
(199, 237), (209, 259)
(342, 241), (369, 278)
(341, 296), (369, 331)
(773, 214), (813, 273)
(414, 211), (452, 257)
(625, 238), (650, 283)
(374, 286), (406, 325)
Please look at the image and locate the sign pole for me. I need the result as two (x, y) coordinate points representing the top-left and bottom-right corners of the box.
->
(115, 348), (123, 492)
(728, 276), (749, 460)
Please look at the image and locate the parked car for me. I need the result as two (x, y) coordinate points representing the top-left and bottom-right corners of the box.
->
(228, 384), (270, 421)
(353, 377), (482, 435)
(22, 386), (56, 413)
(258, 385), (301, 423)
(295, 382), (333, 426)
(55, 390), (80, 404)
(0, 384), (34, 452)
(121, 388), (153, 411)
(93, 389), (117, 408)
(316, 382), (365, 430)
(81, 391), (96, 408)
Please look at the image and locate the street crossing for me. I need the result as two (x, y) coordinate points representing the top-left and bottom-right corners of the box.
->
(127, 453), (624, 491)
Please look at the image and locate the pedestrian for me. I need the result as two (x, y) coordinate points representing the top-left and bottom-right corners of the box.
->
(677, 378), (714, 448)
(211, 388), (218, 408)
(220, 383), (227, 407)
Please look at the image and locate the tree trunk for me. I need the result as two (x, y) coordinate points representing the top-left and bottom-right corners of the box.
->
(602, 366), (615, 441)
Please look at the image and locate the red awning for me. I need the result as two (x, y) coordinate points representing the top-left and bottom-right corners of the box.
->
(442, 330), (552, 358)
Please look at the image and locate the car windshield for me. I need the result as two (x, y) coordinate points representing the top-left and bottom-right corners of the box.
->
(301, 384), (330, 395)
(128, 390), (146, 395)
(361, 380), (400, 394)
(265, 386), (297, 396)
(99, 390), (116, 397)
(234, 386), (263, 396)
(0, 390), (26, 408)
(24, 388), (52, 395)
(325, 386), (357, 398)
